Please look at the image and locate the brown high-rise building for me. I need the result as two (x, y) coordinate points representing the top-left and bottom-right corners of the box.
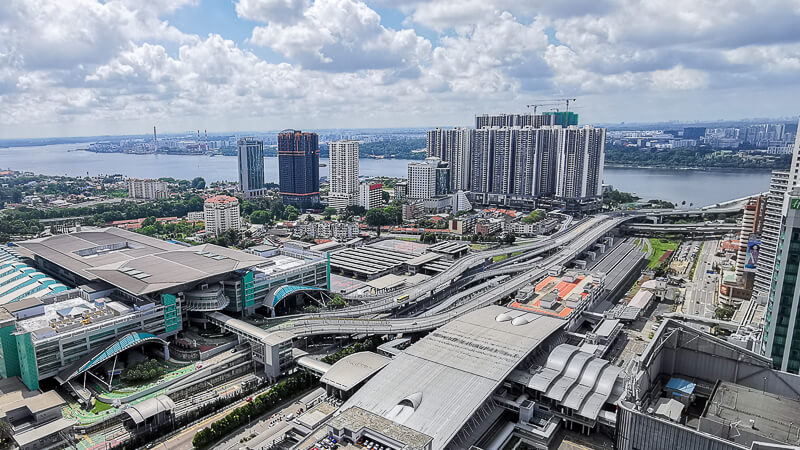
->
(278, 129), (320, 205)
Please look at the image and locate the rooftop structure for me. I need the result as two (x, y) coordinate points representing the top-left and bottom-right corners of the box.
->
(329, 243), (419, 280)
(320, 351), (391, 396)
(0, 247), (69, 305)
(618, 319), (800, 450)
(509, 272), (604, 323)
(16, 228), (266, 296)
(335, 305), (564, 450)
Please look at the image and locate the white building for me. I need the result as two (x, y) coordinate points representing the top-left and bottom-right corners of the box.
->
(407, 157), (449, 200)
(328, 140), (360, 211)
(203, 195), (241, 235)
(127, 179), (169, 200)
(187, 211), (205, 221)
(294, 221), (360, 240)
(359, 182), (383, 210)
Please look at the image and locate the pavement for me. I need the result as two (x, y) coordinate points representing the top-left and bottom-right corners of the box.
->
(683, 240), (720, 319)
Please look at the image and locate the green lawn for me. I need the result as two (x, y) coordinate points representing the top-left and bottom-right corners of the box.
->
(91, 400), (112, 414)
(647, 238), (679, 268)
(493, 254), (509, 262)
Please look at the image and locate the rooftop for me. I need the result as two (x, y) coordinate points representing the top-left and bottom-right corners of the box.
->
(329, 407), (433, 450)
(17, 228), (267, 295)
(340, 305), (564, 450)
(204, 195), (238, 204)
(509, 274), (600, 319)
(320, 351), (391, 392)
(703, 381), (800, 448)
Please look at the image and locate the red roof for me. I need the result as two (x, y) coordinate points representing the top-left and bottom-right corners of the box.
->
(204, 195), (238, 204)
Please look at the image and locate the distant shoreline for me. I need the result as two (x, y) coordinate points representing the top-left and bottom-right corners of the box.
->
(604, 163), (776, 171)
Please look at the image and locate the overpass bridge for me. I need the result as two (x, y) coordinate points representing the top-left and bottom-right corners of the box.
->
(622, 222), (740, 236)
(206, 197), (752, 378)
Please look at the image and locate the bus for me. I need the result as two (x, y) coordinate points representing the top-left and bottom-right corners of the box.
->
(396, 294), (409, 304)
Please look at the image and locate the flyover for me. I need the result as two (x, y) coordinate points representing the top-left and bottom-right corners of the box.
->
(622, 222), (740, 235)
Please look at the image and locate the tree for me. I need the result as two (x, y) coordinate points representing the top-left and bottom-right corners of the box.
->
(323, 207), (337, 220)
(521, 210), (545, 224)
(270, 202), (285, 221)
(365, 208), (387, 236)
(381, 191), (390, 203)
(345, 205), (366, 216)
(503, 232), (516, 245)
(191, 177), (206, 190)
(250, 210), (270, 225)
(141, 216), (157, 228)
(421, 232), (437, 244)
(284, 205), (299, 221)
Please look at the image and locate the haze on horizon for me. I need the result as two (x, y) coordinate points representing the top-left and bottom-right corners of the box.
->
(1, 0), (799, 139)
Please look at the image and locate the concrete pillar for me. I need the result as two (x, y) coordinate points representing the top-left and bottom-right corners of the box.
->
(163, 344), (170, 360)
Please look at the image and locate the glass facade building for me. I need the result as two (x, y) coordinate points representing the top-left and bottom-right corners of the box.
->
(278, 130), (320, 205)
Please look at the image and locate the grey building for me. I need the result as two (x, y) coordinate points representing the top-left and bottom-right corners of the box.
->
(237, 137), (266, 198)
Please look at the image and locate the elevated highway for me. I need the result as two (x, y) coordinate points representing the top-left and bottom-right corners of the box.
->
(622, 222), (740, 235)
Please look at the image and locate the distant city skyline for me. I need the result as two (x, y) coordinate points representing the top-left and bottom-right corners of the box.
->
(1, 1), (799, 139)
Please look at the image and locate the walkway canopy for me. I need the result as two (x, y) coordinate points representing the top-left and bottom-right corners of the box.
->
(59, 331), (167, 383)
(264, 285), (326, 309)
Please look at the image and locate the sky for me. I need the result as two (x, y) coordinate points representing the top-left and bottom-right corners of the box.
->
(1, 0), (799, 139)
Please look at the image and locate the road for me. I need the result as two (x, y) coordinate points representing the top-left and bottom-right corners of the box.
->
(256, 214), (625, 342)
(684, 240), (719, 318)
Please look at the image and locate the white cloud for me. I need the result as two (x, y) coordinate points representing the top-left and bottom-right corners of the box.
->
(1, 0), (800, 138)
(247, 0), (431, 72)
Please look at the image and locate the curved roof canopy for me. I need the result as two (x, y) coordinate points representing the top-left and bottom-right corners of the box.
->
(62, 332), (167, 382)
(266, 285), (326, 309)
(124, 394), (176, 424)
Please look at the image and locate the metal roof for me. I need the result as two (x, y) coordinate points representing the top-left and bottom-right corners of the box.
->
(266, 285), (326, 309)
(320, 351), (391, 392)
(340, 305), (564, 450)
(528, 343), (624, 422)
(60, 332), (167, 382)
(124, 394), (176, 424)
(17, 228), (267, 295)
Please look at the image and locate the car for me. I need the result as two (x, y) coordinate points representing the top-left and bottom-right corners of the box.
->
(196, 364), (203, 369)
(246, 397), (253, 402)
(231, 348), (237, 353)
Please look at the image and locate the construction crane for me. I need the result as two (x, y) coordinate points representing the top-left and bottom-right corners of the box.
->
(562, 98), (577, 114)
(525, 102), (561, 114)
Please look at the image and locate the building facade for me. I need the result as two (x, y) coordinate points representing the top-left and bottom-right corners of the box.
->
(203, 195), (240, 235)
(328, 140), (360, 211)
(763, 187), (800, 373)
(237, 137), (266, 198)
(278, 130), (320, 205)
(127, 179), (169, 200)
(358, 182), (383, 211)
(425, 117), (605, 211)
(407, 157), (449, 200)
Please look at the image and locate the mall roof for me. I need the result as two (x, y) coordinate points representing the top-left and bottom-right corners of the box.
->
(125, 395), (176, 425)
(703, 381), (800, 448)
(339, 305), (564, 450)
(320, 351), (391, 392)
(2, 296), (43, 314)
(17, 228), (267, 295)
